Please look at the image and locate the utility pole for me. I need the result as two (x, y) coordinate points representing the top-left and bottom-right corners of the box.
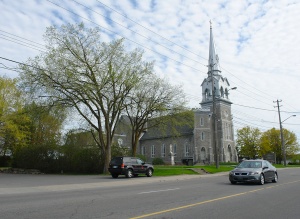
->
(274, 100), (286, 166)
(210, 64), (219, 169)
(274, 100), (296, 166)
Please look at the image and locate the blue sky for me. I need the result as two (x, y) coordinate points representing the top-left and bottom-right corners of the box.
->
(1, 0), (300, 139)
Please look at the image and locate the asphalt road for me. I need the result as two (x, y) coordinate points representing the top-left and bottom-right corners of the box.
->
(1, 168), (300, 219)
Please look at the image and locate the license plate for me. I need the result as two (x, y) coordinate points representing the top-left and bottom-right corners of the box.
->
(113, 166), (118, 168)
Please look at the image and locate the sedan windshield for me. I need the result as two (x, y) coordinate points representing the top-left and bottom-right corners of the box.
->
(237, 161), (262, 168)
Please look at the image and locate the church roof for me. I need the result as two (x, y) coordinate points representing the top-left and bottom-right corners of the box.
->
(140, 113), (194, 141)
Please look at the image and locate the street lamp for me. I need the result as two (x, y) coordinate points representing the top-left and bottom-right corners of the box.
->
(280, 114), (296, 166)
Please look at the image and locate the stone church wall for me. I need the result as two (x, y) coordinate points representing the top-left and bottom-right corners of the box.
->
(139, 134), (194, 164)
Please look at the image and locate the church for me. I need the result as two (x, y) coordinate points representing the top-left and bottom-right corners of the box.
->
(116, 24), (238, 164)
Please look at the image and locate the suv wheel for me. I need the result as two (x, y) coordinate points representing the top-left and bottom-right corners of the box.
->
(126, 169), (133, 178)
(111, 174), (118, 178)
(146, 168), (153, 177)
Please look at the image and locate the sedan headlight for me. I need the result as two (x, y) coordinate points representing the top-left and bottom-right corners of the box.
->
(229, 171), (235, 175)
(249, 171), (260, 175)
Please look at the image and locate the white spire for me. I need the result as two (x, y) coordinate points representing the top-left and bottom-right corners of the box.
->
(208, 21), (221, 73)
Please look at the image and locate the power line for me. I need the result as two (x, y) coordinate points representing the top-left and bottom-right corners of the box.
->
(71, 0), (207, 69)
(234, 89), (274, 107)
(220, 66), (278, 100)
(94, 0), (208, 62)
(45, 0), (207, 74)
(0, 36), (45, 53)
(0, 30), (46, 47)
(233, 103), (277, 112)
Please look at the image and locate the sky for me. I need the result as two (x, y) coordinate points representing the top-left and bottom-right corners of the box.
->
(1, 0), (300, 141)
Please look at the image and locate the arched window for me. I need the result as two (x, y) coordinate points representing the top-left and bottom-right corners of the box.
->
(225, 88), (229, 99)
(184, 143), (190, 157)
(200, 147), (206, 162)
(173, 144), (177, 157)
(117, 138), (123, 147)
(200, 117), (204, 126)
(220, 86), (224, 97)
(161, 144), (166, 157)
(205, 88), (210, 100)
(151, 145), (155, 158)
(141, 146), (145, 155)
(228, 145), (232, 161)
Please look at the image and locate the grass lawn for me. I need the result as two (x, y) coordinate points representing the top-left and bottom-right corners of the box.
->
(153, 163), (300, 176)
(153, 164), (236, 176)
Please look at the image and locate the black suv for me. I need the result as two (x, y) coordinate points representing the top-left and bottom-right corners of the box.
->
(108, 156), (154, 178)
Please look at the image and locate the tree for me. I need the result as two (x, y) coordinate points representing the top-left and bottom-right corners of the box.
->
(0, 76), (30, 156)
(283, 128), (299, 157)
(11, 102), (66, 172)
(19, 23), (154, 173)
(236, 126), (261, 159)
(124, 75), (188, 156)
(261, 128), (299, 163)
(260, 128), (280, 162)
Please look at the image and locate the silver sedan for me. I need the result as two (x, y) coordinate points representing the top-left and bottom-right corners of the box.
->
(229, 159), (278, 185)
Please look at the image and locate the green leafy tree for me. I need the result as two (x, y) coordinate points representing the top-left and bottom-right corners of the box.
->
(236, 126), (262, 159)
(12, 103), (66, 172)
(260, 128), (281, 162)
(0, 76), (30, 156)
(261, 128), (299, 163)
(25, 102), (66, 149)
(19, 23), (154, 173)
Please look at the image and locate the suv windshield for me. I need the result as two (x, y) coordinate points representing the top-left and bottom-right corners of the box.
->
(238, 161), (262, 168)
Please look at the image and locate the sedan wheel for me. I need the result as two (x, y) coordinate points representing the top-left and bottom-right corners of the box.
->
(230, 181), (237, 184)
(272, 173), (278, 183)
(146, 168), (153, 177)
(126, 169), (133, 178)
(259, 174), (265, 185)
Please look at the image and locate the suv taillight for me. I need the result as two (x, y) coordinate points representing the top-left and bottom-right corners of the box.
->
(121, 163), (125, 168)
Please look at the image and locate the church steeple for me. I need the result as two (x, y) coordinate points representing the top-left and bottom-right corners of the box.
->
(201, 22), (232, 105)
(208, 21), (221, 74)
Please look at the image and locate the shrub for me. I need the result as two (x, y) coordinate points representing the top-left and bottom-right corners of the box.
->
(0, 156), (11, 167)
(61, 145), (102, 174)
(12, 145), (60, 173)
(152, 157), (165, 165)
(136, 154), (147, 162)
(111, 144), (131, 158)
